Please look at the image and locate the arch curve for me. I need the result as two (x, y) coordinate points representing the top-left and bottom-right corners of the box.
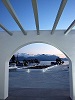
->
(7, 41), (71, 63)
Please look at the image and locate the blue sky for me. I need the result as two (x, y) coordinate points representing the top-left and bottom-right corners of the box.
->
(0, 0), (75, 57)
(0, 0), (75, 30)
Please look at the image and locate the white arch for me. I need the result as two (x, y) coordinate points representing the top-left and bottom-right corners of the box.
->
(7, 42), (72, 98)
(0, 30), (75, 100)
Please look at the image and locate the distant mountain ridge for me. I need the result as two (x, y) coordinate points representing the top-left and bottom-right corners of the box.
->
(14, 53), (68, 61)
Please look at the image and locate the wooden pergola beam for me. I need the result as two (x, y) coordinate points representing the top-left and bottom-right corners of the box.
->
(64, 20), (75, 35)
(0, 24), (13, 36)
(32, 0), (39, 35)
(51, 0), (67, 34)
(2, 0), (27, 35)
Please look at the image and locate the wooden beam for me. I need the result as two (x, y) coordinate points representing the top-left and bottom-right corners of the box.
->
(51, 0), (67, 34)
(64, 20), (75, 35)
(0, 24), (13, 36)
(32, 0), (39, 35)
(2, 0), (27, 35)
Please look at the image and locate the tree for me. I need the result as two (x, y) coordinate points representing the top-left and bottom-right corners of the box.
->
(56, 57), (62, 65)
(34, 59), (40, 64)
(11, 55), (16, 63)
(23, 60), (28, 66)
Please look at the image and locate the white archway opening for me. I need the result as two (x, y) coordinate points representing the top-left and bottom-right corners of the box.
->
(8, 43), (71, 99)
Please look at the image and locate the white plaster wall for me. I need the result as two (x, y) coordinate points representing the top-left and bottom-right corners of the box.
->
(0, 30), (75, 99)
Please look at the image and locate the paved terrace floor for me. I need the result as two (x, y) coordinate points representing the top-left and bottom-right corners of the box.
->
(6, 64), (72, 100)
(6, 88), (71, 100)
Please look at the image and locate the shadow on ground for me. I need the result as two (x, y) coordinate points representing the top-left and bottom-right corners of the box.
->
(6, 88), (72, 100)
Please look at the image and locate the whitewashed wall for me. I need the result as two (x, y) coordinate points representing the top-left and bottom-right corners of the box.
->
(0, 30), (75, 99)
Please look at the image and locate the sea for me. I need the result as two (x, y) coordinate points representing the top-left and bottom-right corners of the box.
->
(39, 61), (69, 66)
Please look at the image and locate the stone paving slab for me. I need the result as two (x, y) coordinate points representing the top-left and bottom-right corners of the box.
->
(6, 96), (71, 100)
(6, 88), (72, 100)
(7, 65), (71, 100)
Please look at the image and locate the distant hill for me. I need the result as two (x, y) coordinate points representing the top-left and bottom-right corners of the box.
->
(15, 53), (30, 61)
(61, 58), (68, 61)
(14, 53), (68, 61)
(27, 54), (58, 61)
